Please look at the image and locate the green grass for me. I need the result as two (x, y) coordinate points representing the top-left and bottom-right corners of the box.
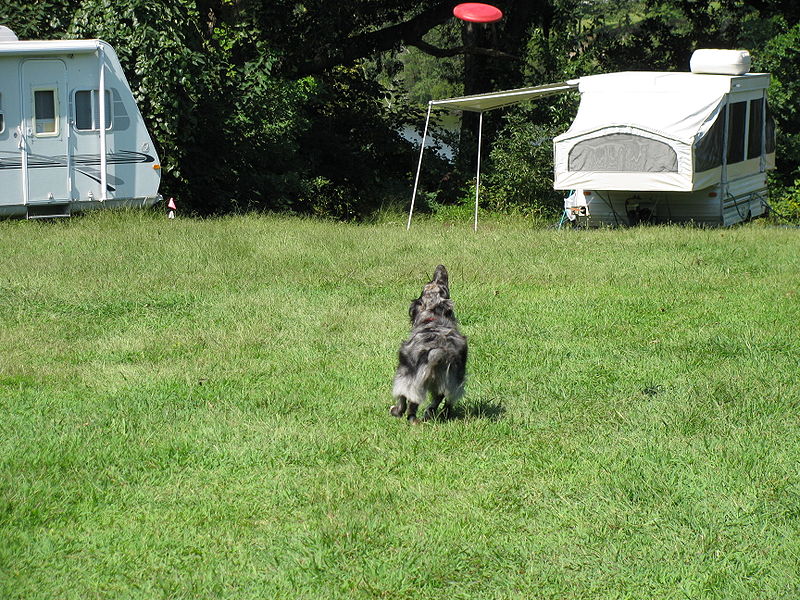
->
(1, 210), (799, 599)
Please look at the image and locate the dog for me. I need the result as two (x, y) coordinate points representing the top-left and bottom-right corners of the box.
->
(390, 265), (468, 423)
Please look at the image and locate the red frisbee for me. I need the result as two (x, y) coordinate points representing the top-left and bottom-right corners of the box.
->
(453, 3), (503, 23)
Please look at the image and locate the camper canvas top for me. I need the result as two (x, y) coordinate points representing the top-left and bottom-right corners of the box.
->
(559, 71), (771, 146)
(553, 68), (772, 192)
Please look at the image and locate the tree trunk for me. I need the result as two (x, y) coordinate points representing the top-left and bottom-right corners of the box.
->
(457, 21), (491, 174)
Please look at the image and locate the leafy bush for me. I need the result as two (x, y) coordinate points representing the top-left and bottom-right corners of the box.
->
(480, 110), (565, 218)
(68, 0), (317, 215)
(766, 177), (800, 223)
(753, 21), (800, 188)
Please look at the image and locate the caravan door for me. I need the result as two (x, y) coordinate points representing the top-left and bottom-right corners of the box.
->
(21, 59), (69, 203)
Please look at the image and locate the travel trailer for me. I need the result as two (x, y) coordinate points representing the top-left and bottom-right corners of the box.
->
(407, 49), (775, 228)
(0, 26), (161, 219)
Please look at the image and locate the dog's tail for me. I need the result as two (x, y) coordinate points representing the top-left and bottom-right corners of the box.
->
(415, 348), (445, 386)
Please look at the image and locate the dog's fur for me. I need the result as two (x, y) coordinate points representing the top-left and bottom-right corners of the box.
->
(390, 265), (467, 423)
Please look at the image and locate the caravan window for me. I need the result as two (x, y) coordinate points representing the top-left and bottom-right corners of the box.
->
(74, 90), (112, 131)
(0, 93), (4, 133)
(568, 133), (678, 172)
(747, 98), (764, 160)
(726, 101), (747, 164)
(696, 106), (726, 172)
(34, 89), (58, 136)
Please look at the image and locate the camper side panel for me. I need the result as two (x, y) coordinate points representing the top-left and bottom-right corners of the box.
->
(576, 190), (724, 226)
(723, 172), (768, 225)
(0, 56), (22, 210)
(67, 46), (160, 207)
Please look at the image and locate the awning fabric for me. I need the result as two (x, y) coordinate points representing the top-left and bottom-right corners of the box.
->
(408, 81), (579, 230)
(429, 81), (579, 112)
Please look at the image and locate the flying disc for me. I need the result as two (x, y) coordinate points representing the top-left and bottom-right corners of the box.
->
(453, 3), (503, 23)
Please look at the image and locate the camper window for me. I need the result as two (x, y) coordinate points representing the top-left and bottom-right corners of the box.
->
(0, 93), (4, 133)
(696, 106), (726, 172)
(568, 133), (677, 172)
(726, 101), (747, 164)
(74, 90), (112, 131)
(747, 98), (763, 160)
(34, 89), (58, 136)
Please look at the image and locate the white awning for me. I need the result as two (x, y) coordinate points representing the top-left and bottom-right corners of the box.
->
(0, 39), (102, 55)
(429, 81), (579, 112)
(408, 81), (578, 231)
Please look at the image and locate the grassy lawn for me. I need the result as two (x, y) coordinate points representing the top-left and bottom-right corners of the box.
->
(1, 210), (799, 599)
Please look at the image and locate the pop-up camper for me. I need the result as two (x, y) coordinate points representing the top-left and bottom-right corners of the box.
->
(555, 50), (774, 226)
(0, 26), (161, 219)
(407, 49), (775, 228)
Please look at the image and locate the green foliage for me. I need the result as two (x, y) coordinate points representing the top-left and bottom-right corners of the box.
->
(481, 112), (565, 217)
(397, 23), (464, 105)
(0, 0), (80, 39)
(67, 0), (319, 215)
(753, 22), (800, 181)
(767, 177), (800, 222)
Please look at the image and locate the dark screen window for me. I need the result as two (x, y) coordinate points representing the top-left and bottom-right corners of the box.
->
(34, 89), (57, 135)
(726, 101), (747, 164)
(74, 90), (112, 130)
(696, 106), (726, 172)
(747, 98), (763, 160)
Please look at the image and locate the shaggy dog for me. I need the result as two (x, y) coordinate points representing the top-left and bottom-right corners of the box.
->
(390, 265), (467, 423)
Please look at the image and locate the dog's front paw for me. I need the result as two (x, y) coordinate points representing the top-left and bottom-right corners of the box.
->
(389, 404), (404, 417)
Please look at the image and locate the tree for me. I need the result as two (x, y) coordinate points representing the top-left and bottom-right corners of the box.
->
(0, 1), (82, 39)
(4, 0), (799, 220)
(251, 0), (555, 172)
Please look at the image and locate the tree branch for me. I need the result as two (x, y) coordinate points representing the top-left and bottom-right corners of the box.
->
(409, 39), (520, 61)
(295, 2), (456, 75)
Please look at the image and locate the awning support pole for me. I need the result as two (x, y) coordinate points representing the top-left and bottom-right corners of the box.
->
(98, 45), (107, 202)
(474, 111), (484, 232)
(407, 102), (433, 230)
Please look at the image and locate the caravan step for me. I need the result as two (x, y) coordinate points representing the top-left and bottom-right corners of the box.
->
(26, 203), (71, 220)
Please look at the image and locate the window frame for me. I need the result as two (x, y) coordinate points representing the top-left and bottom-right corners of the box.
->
(32, 86), (60, 138)
(73, 89), (113, 132)
(726, 100), (747, 165)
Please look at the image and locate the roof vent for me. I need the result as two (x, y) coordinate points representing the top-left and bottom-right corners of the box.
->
(0, 26), (19, 42)
(690, 49), (751, 75)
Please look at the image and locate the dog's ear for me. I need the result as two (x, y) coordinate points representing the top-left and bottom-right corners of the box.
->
(433, 265), (450, 298)
(409, 298), (422, 324)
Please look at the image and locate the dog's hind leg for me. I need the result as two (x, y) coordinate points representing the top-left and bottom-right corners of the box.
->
(406, 401), (421, 424)
(423, 394), (445, 421)
(390, 395), (407, 418)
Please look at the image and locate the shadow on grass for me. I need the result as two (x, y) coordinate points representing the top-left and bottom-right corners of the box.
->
(393, 399), (506, 424)
(438, 398), (506, 422)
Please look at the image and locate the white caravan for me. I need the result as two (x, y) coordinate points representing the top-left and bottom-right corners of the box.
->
(554, 50), (774, 227)
(0, 27), (161, 219)
(407, 49), (775, 228)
